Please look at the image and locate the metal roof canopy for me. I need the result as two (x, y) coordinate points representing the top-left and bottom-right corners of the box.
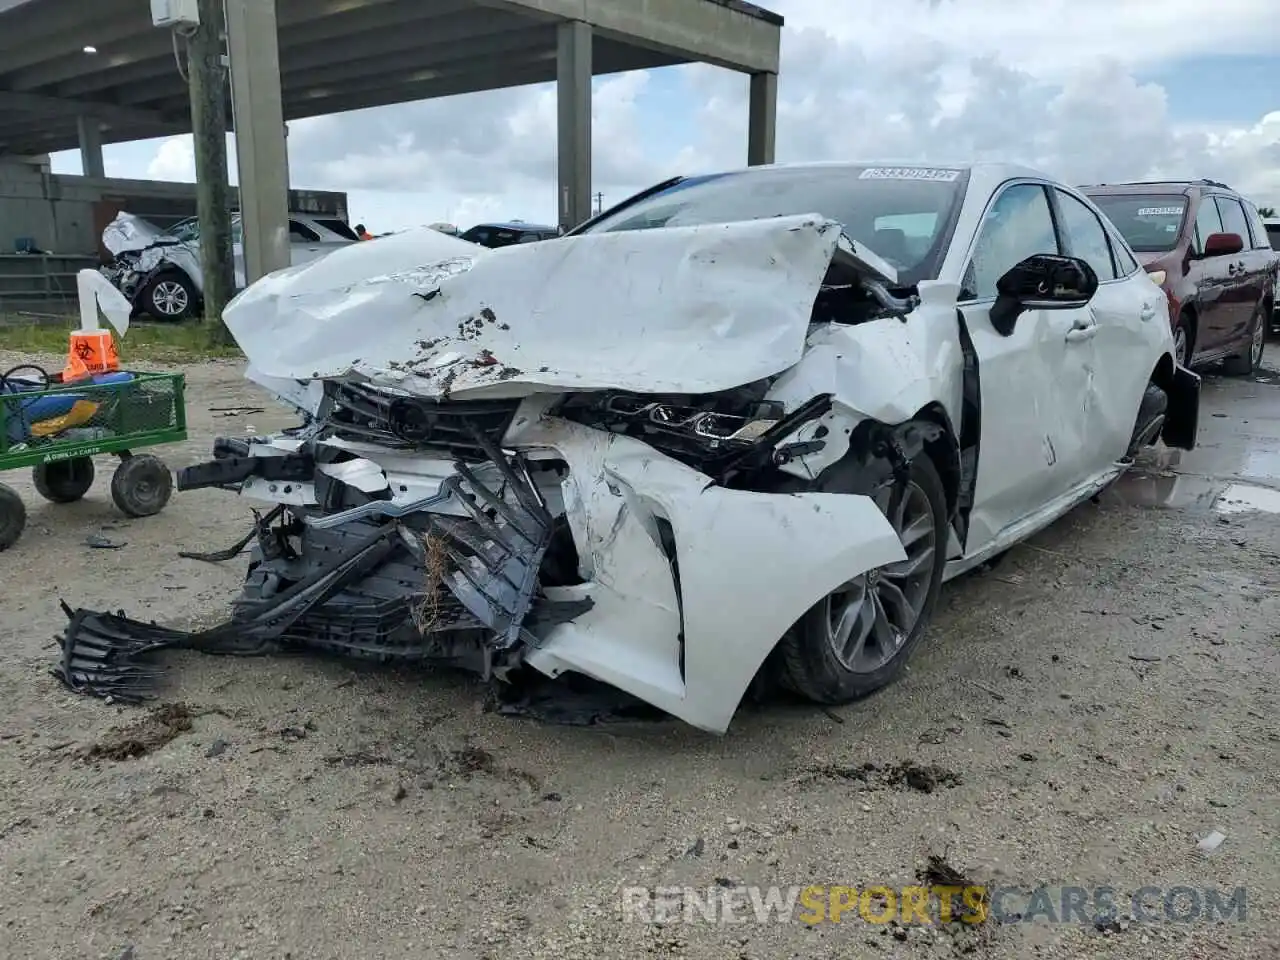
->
(0, 0), (783, 156)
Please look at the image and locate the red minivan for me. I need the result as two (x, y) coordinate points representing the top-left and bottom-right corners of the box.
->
(1082, 179), (1276, 375)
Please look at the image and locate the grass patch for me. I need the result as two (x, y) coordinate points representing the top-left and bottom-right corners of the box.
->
(0, 318), (242, 363)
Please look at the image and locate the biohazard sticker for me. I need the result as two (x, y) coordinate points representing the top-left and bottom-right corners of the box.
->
(858, 167), (961, 182)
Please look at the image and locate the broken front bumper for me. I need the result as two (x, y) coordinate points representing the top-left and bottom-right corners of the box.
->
(78, 413), (906, 734)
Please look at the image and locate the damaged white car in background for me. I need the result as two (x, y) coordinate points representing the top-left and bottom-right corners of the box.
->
(57, 162), (1201, 734)
(99, 211), (356, 321)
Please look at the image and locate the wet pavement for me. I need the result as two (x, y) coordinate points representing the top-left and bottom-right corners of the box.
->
(1107, 360), (1280, 515)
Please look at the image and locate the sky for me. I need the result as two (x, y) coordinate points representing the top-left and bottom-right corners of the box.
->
(49, 0), (1280, 232)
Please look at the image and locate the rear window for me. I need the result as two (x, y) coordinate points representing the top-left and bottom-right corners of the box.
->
(1087, 194), (1187, 253)
(461, 227), (523, 248)
(1266, 224), (1280, 252)
(313, 218), (360, 241)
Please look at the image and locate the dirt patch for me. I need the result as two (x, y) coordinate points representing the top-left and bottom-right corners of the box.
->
(81, 702), (195, 761)
(799, 760), (962, 793)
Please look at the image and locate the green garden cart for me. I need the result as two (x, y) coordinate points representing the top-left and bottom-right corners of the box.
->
(0, 365), (188, 550)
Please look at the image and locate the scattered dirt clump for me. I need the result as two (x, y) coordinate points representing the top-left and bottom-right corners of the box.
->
(82, 703), (195, 762)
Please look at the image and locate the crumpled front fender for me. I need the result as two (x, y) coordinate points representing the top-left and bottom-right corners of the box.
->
(518, 420), (907, 734)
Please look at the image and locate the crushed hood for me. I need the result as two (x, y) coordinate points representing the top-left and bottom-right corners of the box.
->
(102, 212), (181, 256)
(226, 215), (855, 400)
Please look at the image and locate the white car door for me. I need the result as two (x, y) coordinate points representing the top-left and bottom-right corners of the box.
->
(1050, 187), (1161, 471)
(956, 181), (1097, 553)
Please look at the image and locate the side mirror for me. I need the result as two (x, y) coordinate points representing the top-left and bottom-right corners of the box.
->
(990, 254), (1099, 335)
(1201, 232), (1244, 257)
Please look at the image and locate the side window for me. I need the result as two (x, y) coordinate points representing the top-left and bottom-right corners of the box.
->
(1111, 237), (1139, 276)
(1193, 198), (1224, 252)
(1054, 190), (1118, 280)
(1239, 201), (1270, 250)
(288, 220), (321, 243)
(961, 183), (1059, 301)
(1214, 198), (1250, 244)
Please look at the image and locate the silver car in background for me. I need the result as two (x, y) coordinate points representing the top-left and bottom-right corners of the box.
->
(100, 211), (358, 320)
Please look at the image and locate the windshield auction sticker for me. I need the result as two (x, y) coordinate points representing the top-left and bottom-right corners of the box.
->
(1136, 207), (1184, 216)
(859, 167), (961, 182)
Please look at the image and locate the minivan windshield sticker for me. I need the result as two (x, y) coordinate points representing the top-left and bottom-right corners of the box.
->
(1137, 206), (1183, 216)
(858, 167), (961, 182)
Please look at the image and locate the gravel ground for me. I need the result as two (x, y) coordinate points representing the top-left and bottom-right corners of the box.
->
(1, 351), (1277, 960)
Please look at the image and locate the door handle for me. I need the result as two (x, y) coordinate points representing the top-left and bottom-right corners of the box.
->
(1065, 322), (1098, 343)
(1140, 303), (1156, 322)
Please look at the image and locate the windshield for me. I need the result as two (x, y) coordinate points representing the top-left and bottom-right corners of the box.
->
(1266, 224), (1280, 252)
(168, 217), (200, 242)
(1087, 194), (1187, 253)
(577, 165), (971, 284)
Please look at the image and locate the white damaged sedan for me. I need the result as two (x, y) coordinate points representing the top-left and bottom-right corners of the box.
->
(58, 161), (1201, 734)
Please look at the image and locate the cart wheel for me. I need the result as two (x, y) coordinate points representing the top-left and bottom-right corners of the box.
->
(111, 454), (173, 518)
(33, 457), (96, 504)
(0, 482), (26, 551)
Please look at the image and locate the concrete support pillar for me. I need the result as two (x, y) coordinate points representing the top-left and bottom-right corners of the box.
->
(556, 20), (592, 232)
(747, 71), (777, 166)
(76, 115), (104, 178)
(225, 0), (290, 283)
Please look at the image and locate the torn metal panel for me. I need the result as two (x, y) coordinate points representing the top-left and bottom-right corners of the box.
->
(511, 419), (908, 733)
(102, 212), (177, 255)
(222, 215), (846, 400)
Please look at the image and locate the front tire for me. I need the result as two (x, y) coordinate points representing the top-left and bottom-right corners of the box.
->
(780, 452), (948, 705)
(1125, 383), (1168, 459)
(141, 270), (198, 321)
(110, 454), (173, 518)
(1222, 304), (1265, 377)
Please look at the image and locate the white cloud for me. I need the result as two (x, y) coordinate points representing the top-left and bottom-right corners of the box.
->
(53, 0), (1280, 228)
(146, 135), (196, 181)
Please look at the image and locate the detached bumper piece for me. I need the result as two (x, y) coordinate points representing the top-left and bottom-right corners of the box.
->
(54, 435), (592, 700)
(54, 523), (400, 701)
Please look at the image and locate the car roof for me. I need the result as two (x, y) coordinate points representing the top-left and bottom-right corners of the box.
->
(1079, 180), (1242, 197)
(687, 159), (1064, 192)
(469, 221), (557, 232)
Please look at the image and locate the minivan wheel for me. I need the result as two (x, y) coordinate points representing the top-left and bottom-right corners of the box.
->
(1223, 305), (1265, 377)
(780, 452), (948, 705)
(1172, 317), (1190, 368)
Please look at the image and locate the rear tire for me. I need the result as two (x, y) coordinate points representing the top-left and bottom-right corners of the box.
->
(0, 482), (26, 551)
(33, 456), (95, 503)
(780, 451), (948, 705)
(1222, 305), (1265, 377)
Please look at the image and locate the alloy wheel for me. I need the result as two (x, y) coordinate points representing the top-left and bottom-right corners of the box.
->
(1174, 325), (1188, 367)
(820, 479), (937, 673)
(1251, 316), (1265, 368)
(152, 280), (189, 316)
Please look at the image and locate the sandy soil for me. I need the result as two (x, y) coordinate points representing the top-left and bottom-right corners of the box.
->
(1, 351), (1277, 960)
